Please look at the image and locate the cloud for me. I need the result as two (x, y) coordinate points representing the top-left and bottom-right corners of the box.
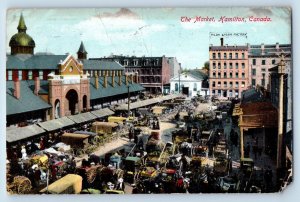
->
(98, 8), (139, 19)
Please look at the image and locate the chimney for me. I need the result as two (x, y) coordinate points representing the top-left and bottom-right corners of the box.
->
(220, 38), (224, 46)
(112, 71), (115, 87)
(104, 71), (107, 88)
(125, 74), (128, 85)
(14, 78), (20, 99)
(95, 73), (99, 89)
(118, 70), (122, 86)
(34, 77), (40, 95)
(130, 74), (134, 83)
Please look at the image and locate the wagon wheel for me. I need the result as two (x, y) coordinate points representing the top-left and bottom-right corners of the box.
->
(15, 176), (31, 194)
(86, 167), (97, 184)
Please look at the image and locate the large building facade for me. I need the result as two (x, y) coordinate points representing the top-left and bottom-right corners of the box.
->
(248, 43), (292, 89)
(6, 14), (144, 126)
(209, 38), (249, 98)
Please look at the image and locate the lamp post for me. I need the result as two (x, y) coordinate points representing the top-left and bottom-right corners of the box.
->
(277, 54), (285, 169)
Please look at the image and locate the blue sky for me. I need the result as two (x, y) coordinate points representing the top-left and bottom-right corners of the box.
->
(6, 7), (291, 69)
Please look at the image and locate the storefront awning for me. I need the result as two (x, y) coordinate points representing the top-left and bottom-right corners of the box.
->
(38, 117), (75, 131)
(7, 124), (46, 143)
(90, 108), (114, 118)
(67, 112), (97, 124)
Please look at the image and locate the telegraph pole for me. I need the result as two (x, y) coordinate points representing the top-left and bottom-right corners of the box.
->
(277, 55), (285, 169)
(127, 85), (130, 117)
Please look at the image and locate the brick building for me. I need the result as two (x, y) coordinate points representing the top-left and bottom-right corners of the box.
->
(6, 14), (144, 126)
(248, 43), (292, 89)
(92, 55), (181, 94)
(209, 38), (249, 98)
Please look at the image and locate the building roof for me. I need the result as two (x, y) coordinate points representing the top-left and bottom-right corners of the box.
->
(7, 54), (68, 70)
(67, 112), (97, 124)
(9, 13), (35, 48)
(90, 108), (114, 118)
(82, 59), (124, 70)
(241, 88), (264, 103)
(209, 46), (248, 51)
(6, 124), (46, 143)
(90, 76), (144, 100)
(6, 81), (51, 115)
(37, 117), (75, 131)
(189, 69), (208, 80)
(77, 41), (87, 54)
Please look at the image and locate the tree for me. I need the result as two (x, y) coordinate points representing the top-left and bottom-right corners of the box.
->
(202, 61), (209, 71)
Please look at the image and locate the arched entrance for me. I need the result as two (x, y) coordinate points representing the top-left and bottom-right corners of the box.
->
(83, 95), (87, 111)
(66, 89), (78, 115)
(54, 99), (60, 119)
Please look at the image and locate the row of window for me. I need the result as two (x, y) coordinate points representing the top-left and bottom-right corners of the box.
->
(211, 89), (239, 97)
(7, 70), (53, 81)
(126, 68), (161, 75)
(252, 59), (276, 66)
(212, 62), (246, 69)
(211, 81), (246, 88)
(140, 76), (161, 83)
(251, 78), (266, 86)
(123, 59), (160, 67)
(211, 72), (245, 79)
(212, 52), (245, 59)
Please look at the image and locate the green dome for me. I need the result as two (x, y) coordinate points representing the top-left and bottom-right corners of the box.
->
(9, 32), (35, 47)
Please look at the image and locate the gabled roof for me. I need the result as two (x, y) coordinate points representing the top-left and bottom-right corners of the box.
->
(82, 59), (124, 70)
(7, 54), (68, 70)
(171, 70), (208, 81)
(6, 81), (51, 115)
(77, 41), (87, 54)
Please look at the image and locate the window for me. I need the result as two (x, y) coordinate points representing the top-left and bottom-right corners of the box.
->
(229, 53), (232, 59)
(175, 83), (179, 91)
(218, 90), (221, 97)
(213, 72), (216, 78)
(235, 63), (239, 69)
(229, 90), (233, 97)
(212, 53), (216, 59)
(224, 81), (227, 87)
(134, 60), (138, 66)
(212, 81), (216, 87)
(224, 53), (227, 59)
(235, 90), (239, 97)
(213, 63), (216, 69)
(217, 81), (221, 87)
(124, 60), (129, 66)
(252, 69), (256, 76)
(155, 59), (159, 66)
(224, 62), (227, 69)
(272, 59), (276, 65)
(218, 53), (221, 59)
(235, 72), (238, 78)
(262, 60), (266, 65)
(253, 59), (256, 65)
(18, 70), (22, 80)
(218, 63), (221, 69)
(242, 73), (245, 78)
(212, 90), (215, 95)
(229, 72), (233, 78)
(242, 63), (245, 69)
(242, 82), (245, 87)
(8, 70), (12, 80)
(229, 82), (233, 87)
(242, 53), (245, 59)
(224, 72), (227, 78)
(193, 83), (197, 91)
(218, 72), (221, 78)
(28, 70), (33, 80)
(252, 79), (256, 86)
(235, 53), (238, 59)
(262, 68), (266, 72)
(229, 63), (233, 69)
(39, 70), (43, 80)
(235, 82), (239, 88)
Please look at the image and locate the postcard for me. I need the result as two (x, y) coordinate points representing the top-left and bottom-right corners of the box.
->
(6, 7), (292, 194)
